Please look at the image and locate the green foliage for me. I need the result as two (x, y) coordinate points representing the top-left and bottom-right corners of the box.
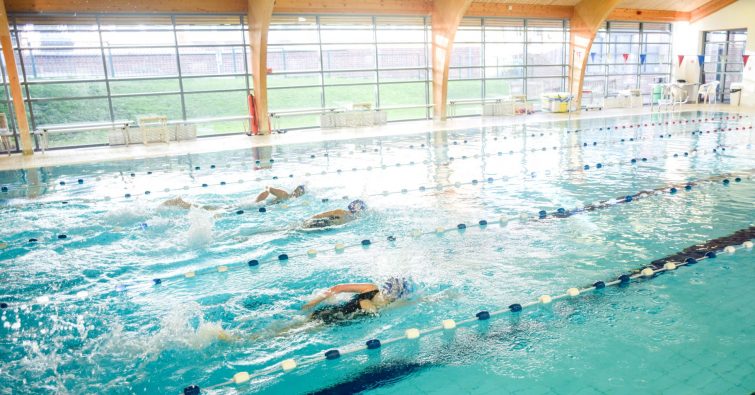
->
(8, 75), (499, 146)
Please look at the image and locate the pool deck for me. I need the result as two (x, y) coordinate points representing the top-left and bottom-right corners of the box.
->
(0, 103), (751, 172)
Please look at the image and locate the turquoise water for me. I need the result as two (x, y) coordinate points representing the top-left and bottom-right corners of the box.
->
(0, 111), (753, 394)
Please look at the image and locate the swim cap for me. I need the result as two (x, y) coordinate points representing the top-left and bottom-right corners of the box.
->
(382, 277), (414, 299)
(348, 199), (367, 213)
(293, 185), (306, 196)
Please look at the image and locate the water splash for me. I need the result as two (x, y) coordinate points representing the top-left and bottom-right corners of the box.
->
(186, 208), (214, 248)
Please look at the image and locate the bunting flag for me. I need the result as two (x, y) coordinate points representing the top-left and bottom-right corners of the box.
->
(677, 55), (685, 67)
(744, 54), (750, 67)
(698, 55), (705, 66)
(590, 52), (596, 62)
(622, 53), (629, 63)
(639, 54), (647, 65)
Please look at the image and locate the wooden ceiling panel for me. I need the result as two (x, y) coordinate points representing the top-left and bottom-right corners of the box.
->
(615, 0), (714, 12)
(2, 0), (738, 22)
(470, 0), (579, 4)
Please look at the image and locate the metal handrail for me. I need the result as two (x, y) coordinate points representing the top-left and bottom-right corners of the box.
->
(35, 120), (132, 134)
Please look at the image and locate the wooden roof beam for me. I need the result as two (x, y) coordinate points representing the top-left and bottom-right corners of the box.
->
(248, 0), (274, 134)
(466, 3), (573, 19)
(608, 8), (690, 22)
(432, 0), (474, 120)
(569, 0), (622, 107)
(0, 0), (32, 154)
(689, 0), (737, 23)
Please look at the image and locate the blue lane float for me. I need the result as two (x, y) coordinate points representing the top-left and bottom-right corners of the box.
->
(3, 121), (749, 199)
(13, 139), (734, 219)
(182, 227), (755, 394)
(5, 115), (749, 193)
(2, 170), (752, 306)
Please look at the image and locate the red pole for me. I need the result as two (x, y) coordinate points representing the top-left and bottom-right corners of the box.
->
(248, 93), (259, 135)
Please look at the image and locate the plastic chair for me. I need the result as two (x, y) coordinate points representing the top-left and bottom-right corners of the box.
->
(670, 84), (688, 111)
(705, 81), (720, 104)
(653, 84), (674, 112)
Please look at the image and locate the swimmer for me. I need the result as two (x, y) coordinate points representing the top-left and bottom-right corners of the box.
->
(160, 196), (219, 211)
(255, 185), (306, 203)
(217, 278), (425, 341)
(302, 277), (415, 323)
(302, 199), (367, 229)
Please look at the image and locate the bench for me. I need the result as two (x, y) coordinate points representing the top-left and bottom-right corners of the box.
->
(450, 98), (524, 117)
(0, 128), (12, 156)
(269, 107), (338, 132)
(35, 120), (131, 152)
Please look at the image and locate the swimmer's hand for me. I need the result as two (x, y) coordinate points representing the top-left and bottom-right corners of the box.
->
(217, 329), (236, 342)
(359, 299), (377, 314)
(302, 289), (335, 310)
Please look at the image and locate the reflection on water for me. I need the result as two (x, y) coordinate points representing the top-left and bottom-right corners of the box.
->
(0, 111), (753, 394)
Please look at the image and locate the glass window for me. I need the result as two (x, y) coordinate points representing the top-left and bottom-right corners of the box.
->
(112, 94), (183, 120)
(379, 68), (427, 83)
(267, 15), (431, 127)
(182, 75), (246, 92)
(28, 81), (107, 98)
(485, 43), (524, 66)
(21, 49), (104, 81)
(322, 45), (375, 71)
(586, 21), (672, 103)
(178, 46), (246, 76)
(101, 30), (175, 47)
(485, 79), (524, 98)
(377, 43), (427, 69)
(448, 16), (569, 113)
(324, 84), (375, 108)
(106, 47), (178, 78)
(7, 14), (257, 145)
(268, 86), (321, 111)
(268, 73), (321, 88)
(323, 71), (376, 85)
(268, 45), (320, 73)
(184, 91), (247, 118)
(702, 29), (748, 103)
(110, 78), (180, 95)
(32, 98), (110, 125)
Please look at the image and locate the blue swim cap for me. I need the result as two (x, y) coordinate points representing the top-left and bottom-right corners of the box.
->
(348, 199), (367, 213)
(382, 277), (414, 299)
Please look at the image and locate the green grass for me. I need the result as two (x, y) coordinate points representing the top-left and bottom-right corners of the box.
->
(13, 75), (506, 148)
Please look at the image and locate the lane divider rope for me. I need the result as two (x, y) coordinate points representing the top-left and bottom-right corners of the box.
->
(2, 170), (750, 312)
(181, 227), (755, 394)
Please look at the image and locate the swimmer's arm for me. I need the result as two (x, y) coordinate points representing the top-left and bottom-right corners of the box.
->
(301, 290), (335, 310)
(162, 197), (193, 209)
(267, 187), (290, 200)
(255, 189), (270, 203)
(301, 283), (378, 310)
(312, 209), (350, 219)
(330, 283), (379, 294)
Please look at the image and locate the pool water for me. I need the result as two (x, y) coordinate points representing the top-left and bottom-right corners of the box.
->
(0, 111), (753, 394)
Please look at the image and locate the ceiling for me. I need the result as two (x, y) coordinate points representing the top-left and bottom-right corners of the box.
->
(471, 0), (717, 12)
(616, 0), (713, 12)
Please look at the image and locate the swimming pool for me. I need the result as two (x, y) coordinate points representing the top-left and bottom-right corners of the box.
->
(1, 110), (753, 394)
